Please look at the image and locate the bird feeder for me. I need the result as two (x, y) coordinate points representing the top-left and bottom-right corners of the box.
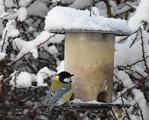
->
(45, 6), (131, 104)
(64, 32), (115, 102)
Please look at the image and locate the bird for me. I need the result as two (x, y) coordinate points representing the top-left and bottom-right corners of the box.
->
(44, 71), (74, 114)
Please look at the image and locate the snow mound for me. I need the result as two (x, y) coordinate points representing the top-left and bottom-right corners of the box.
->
(45, 6), (131, 35)
(0, 52), (7, 61)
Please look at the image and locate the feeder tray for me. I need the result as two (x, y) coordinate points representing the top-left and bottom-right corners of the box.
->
(59, 101), (131, 111)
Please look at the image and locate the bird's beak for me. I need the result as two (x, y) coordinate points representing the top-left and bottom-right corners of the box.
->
(71, 74), (74, 77)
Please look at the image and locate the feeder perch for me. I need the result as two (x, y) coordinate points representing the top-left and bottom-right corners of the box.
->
(60, 101), (131, 111)
(45, 7), (131, 106)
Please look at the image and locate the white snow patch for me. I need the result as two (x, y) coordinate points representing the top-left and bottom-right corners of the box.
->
(48, 45), (58, 55)
(10, 71), (33, 88)
(56, 60), (64, 73)
(19, 0), (32, 7)
(16, 7), (27, 21)
(0, 52), (7, 61)
(128, 0), (149, 31)
(37, 67), (56, 86)
(69, 0), (91, 9)
(132, 89), (149, 120)
(27, 0), (48, 18)
(0, 20), (19, 52)
(71, 99), (104, 104)
(117, 71), (133, 87)
(13, 31), (54, 59)
(45, 6), (131, 35)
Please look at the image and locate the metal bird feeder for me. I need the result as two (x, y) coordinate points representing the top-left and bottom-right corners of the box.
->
(45, 6), (131, 111)
(64, 31), (126, 103)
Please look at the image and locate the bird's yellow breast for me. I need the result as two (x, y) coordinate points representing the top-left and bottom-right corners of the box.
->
(51, 76), (74, 103)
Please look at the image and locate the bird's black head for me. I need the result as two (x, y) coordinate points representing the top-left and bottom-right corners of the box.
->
(58, 71), (74, 83)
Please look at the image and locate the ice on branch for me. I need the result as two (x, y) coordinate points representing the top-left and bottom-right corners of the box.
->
(45, 6), (131, 35)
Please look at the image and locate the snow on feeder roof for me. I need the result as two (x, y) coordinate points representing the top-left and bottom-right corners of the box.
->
(45, 6), (131, 36)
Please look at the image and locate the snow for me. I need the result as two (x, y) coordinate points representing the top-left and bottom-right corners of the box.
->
(91, 7), (100, 16)
(132, 89), (149, 120)
(0, 1), (5, 16)
(48, 45), (58, 55)
(56, 60), (64, 73)
(69, 0), (91, 9)
(19, 0), (32, 7)
(0, 52), (7, 61)
(27, 0), (49, 18)
(115, 29), (149, 77)
(0, 20), (19, 52)
(70, 99), (102, 104)
(13, 31), (54, 59)
(9, 67), (56, 87)
(52, 0), (60, 2)
(0, 20), (3, 35)
(128, 0), (149, 31)
(16, 7), (27, 21)
(45, 6), (131, 35)
(10, 71), (33, 88)
(117, 71), (133, 87)
(37, 67), (56, 86)
(13, 31), (64, 60)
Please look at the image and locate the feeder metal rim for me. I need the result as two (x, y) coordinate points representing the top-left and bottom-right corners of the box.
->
(48, 29), (131, 36)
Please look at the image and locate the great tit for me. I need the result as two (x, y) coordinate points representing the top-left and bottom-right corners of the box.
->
(44, 71), (74, 114)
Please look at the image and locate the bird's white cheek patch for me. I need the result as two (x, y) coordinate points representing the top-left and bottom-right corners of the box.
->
(63, 78), (70, 83)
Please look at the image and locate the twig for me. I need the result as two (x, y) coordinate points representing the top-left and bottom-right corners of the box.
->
(111, 110), (118, 120)
(1, 30), (8, 52)
(130, 33), (138, 48)
(108, 111), (116, 120)
(95, 111), (103, 120)
(120, 0), (136, 10)
(22, 57), (37, 73)
(0, 54), (7, 62)
(140, 27), (149, 73)
(113, 78), (149, 102)
(102, 0), (112, 18)
(74, 111), (83, 120)
(11, 51), (30, 66)
(136, 102), (144, 120)
(120, 87), (131, 120)
(37, 34), (56, 47)
(117, 56), (149, 69)
(26, 0), (36, 8)
(10, 34), (56, 66)
(118, 29), (139, 43)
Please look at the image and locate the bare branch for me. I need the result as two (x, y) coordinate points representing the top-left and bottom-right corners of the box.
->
(10, 34), (56, 66)
(120, 0), (136, 10)
(1, 30), (8, 52)
(140, 27), (149, 73)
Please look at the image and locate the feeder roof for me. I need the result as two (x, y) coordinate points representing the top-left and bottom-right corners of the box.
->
(45, 7), (131, 36)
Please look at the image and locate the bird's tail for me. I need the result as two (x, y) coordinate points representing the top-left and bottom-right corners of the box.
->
(44, 101), (57, 114)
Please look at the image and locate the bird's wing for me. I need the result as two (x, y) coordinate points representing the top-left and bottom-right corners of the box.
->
(44, 84), (71, 114)
(44, 88), (55, 105)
